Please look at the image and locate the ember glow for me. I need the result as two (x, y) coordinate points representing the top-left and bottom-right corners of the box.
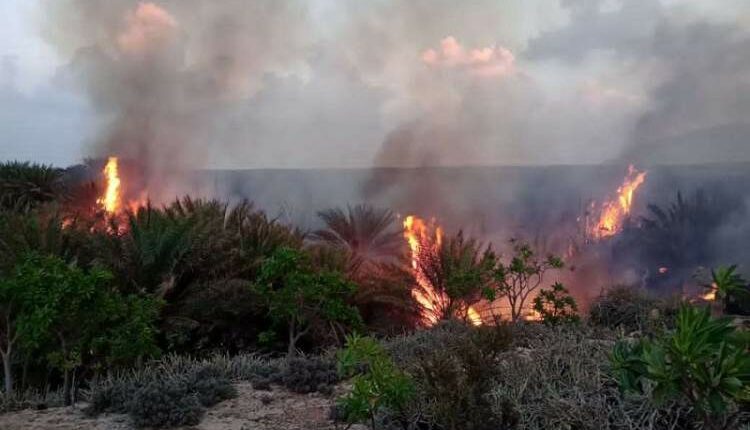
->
(98, 157), (122, 215)
(403, 215), (482, 326)
(590, 165), (647, 239)
(702, 282), (718, 301)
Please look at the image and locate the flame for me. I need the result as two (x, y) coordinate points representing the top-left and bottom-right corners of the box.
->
(403, 215), (481, 326)
(98, 157), (122, 215)
(702, 282), (717, 301)
(590, 165), (647, 239)
(524, 309), (543, 322)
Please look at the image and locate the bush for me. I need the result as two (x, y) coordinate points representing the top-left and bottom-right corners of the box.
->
(337, 334), (415, 429)
(128, 379), (204, 428)
(491, 324), (693, 430)
(381, 321), (514, 429)
(278, 356), (339, 394)
(532, 282), (579, 325)
(611, 305), (750, 429)
(589, 286), (660, 332)
(187, 366), (237, 407)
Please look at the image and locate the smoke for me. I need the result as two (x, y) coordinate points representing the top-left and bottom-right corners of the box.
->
(43, 0), (312, 199)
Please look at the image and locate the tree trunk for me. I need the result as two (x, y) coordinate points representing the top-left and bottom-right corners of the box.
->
(287, 322), (298, 358)
(2, 351), (12, 394)
(63, 368), (72, 406)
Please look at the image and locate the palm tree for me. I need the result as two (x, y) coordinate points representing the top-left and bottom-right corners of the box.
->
(312, 204), (403, 270)
(0, 161), (66, 212)
(706, 265), (748, 316)
(415, 231), (496, 323)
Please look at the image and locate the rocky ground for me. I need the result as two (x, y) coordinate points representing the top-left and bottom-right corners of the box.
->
(0, 383), (365, 430)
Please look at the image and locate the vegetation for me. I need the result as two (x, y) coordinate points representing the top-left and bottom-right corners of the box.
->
(489, 240), (565, 322)
(337, 334), (415, 429)
(532, 282), (579, 324)
(612, 305), (750, 429)
(0, 160), (748, 430)
(254, 247), (361, 357)
(414, 231), (497, 322)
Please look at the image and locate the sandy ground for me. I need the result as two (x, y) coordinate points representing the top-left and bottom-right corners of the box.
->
(0, 383), (367, 430)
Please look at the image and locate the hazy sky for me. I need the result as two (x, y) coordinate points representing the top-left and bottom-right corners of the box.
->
(1, 0), (749, 168)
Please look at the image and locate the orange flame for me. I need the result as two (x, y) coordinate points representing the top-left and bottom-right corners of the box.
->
(702, 282), (717, 301)
(98, 157), (122, 215)
(403, 215), (481, 326)
(591, 165), (647, 239)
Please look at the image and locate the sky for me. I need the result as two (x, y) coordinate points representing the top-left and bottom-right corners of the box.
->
(1, 0), (749, 168)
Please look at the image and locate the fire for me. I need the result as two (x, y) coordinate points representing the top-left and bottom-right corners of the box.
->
(702, 282), (717, 301)
(98, 157), (122, 214)
(403, 215), (481, 326)
(590, 165), (647, 239)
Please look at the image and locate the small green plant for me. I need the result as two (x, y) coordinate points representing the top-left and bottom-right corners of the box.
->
(611, 304), (750, 429)
(532, 282), (579, 325)
(337, 333), (415, 429)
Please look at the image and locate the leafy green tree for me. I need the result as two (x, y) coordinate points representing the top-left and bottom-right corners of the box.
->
(489, 239), (564, 322)
(254, 247), (361, 357)
(337, 333), (415, 429)
(532, 282), (579, 324)
(705, 265), (748, 317)
(611, 305), (750, 429)
(0, 254), (159, 402)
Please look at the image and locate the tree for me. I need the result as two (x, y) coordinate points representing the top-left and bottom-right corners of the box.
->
(612, 305), (750, 430)
(312, 204), (403, 271)
(415, 231), (496, 323)
(490, 240), (564, 322)
(0, 161), (65, 212)
(0, 254), (159, 402)
(532, 282), (579, 324)
(254, 247), (361, 357)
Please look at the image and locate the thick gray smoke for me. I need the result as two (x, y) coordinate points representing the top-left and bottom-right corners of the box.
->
(43, 0), (312, 199)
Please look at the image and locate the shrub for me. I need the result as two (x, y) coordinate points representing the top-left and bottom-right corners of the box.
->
(128, 379), (204, 428)
(187, 365), (237, 407)
(491, 324), (693, 430)
(611, 305), (750, 429)
(412, 326), (514, 430)
(589, 286), (659, 332)
(380, 321), (514, 429)
(279, 356), (339, 394)
(532, 282), (579, 325)
(337, 334), (415, 430)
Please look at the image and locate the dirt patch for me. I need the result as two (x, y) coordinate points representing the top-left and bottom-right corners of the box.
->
(0, 383), (366, 430)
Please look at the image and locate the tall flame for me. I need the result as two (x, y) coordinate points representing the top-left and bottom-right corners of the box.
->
(403, 215), (481, 326)
(591, 165), (647, 239)
(98, 157), (122, 214)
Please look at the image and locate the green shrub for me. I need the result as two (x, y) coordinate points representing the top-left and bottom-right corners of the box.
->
(611, 305), (750, 429)
(278, 356), (339, 394)
(128, 379), (204, 428)
(337, 334), (415, 429)
(532, 282), (579, 324)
